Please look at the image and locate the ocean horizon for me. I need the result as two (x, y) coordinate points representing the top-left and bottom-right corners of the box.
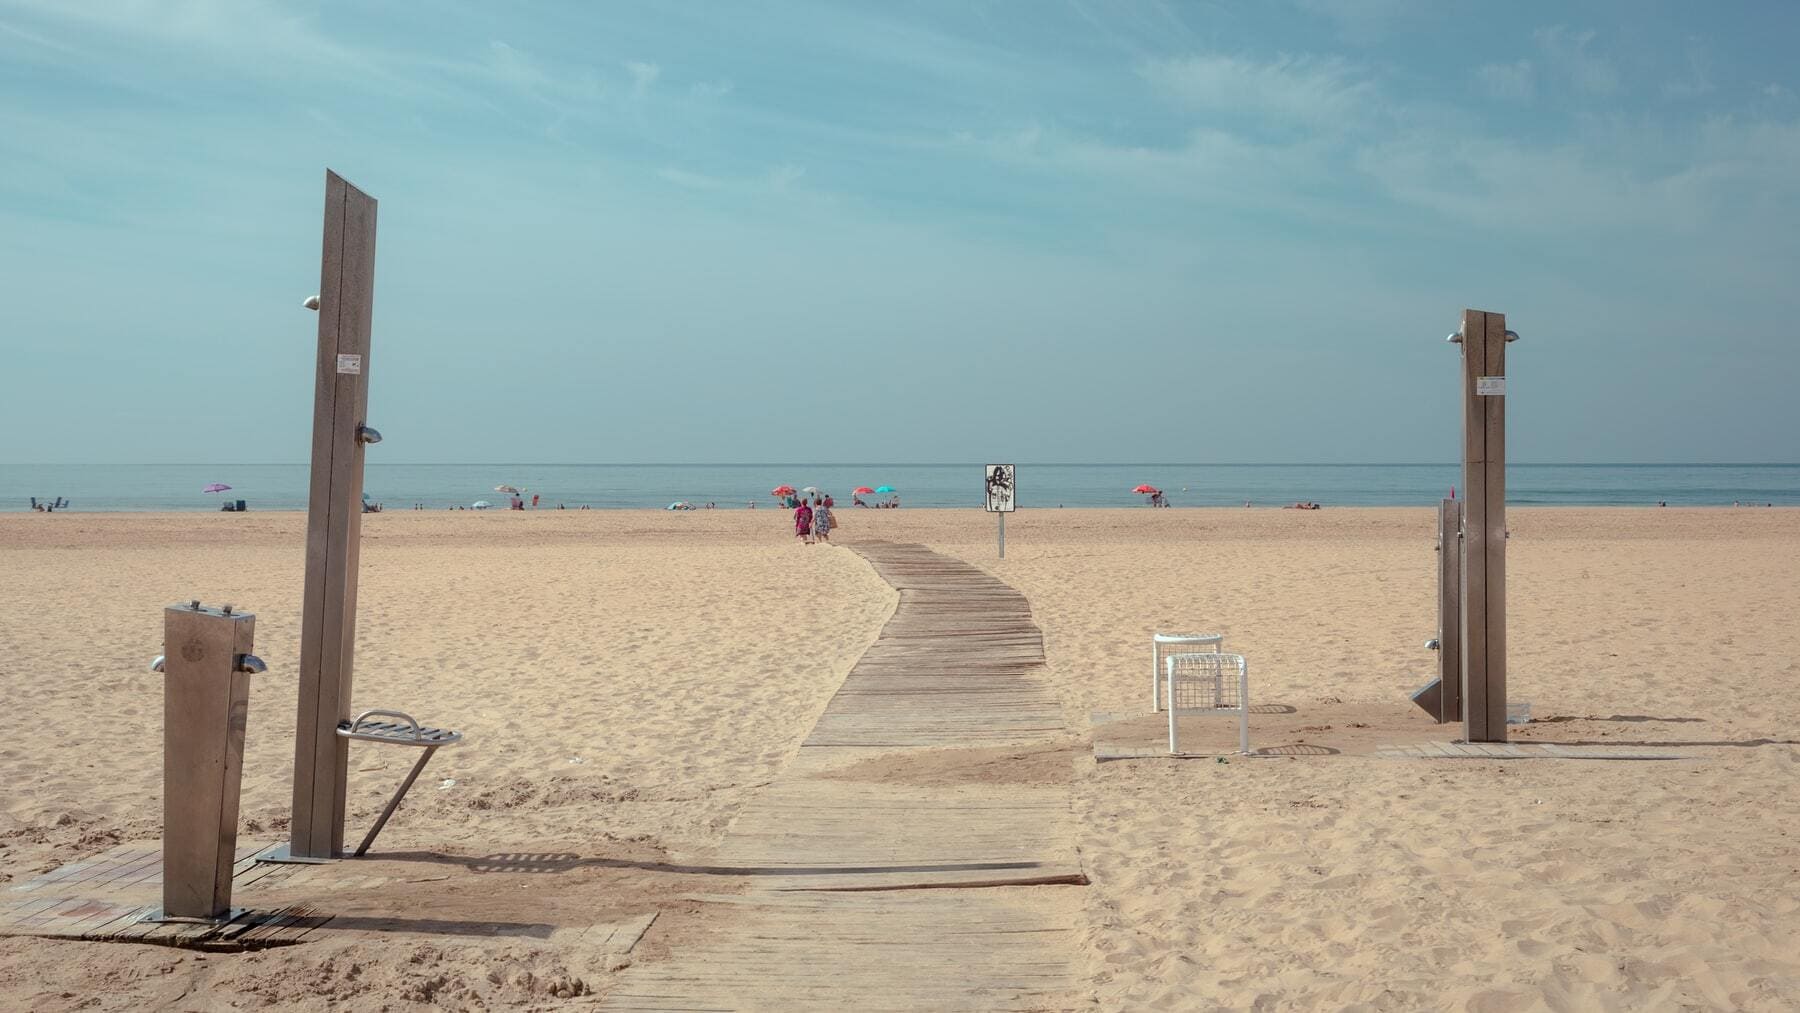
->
(5, 462), (1797, 512)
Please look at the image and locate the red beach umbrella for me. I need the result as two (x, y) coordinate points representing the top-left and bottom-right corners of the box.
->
(1132, 484), (1157, 494)
(854, 486), (875, 495)
(771, 485), (796, 497)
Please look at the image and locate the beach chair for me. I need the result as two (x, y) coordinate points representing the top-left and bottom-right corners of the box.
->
(1165, 652), (1250, 755)
(1152, 632), (1224, 711)
(337, 709), (463, 857)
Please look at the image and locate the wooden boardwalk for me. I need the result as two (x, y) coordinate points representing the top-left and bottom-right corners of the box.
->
(603, 542), (1082, 1011)
(0, 842), (326, 950)
(1374, 741), (1689, 761)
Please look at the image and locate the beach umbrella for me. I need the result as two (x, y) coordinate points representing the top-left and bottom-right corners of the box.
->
(494, 485), (521, 494)
(854, 486), (875, 494)
(875, 485), (896, 494)
(471, 500), (491, 509)
(801, 486), (819, 495)
(203, 483), (232, 493)
(771, 485), (796, 496)
(1132, 484), (1157, 494)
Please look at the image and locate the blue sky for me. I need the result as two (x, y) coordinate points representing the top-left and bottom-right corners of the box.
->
(2, 0), (1796, 464)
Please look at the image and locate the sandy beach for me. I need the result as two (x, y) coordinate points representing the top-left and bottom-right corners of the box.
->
(3, 507), (1798, 1009)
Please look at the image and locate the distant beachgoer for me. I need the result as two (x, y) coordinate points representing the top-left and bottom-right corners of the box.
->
(795, 499), (813, 543)
(813, 498), (833, 543)
(532, 493), (540, 508)
(823, 493), (834, 509)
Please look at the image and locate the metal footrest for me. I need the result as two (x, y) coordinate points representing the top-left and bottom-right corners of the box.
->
(337, 709), (462, 748)
(336, 709), (463, 858)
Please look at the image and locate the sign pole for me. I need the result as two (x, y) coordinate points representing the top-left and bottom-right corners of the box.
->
(985, 464), (1015, 559)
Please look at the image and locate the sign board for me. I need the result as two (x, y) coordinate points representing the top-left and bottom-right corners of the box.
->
(336, 354), (363, 375)
(1476, 375), (1505, 396)
(985, 464), (1016, 513)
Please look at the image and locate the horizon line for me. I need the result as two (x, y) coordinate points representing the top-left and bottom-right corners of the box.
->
(5, 461), (1799, 468)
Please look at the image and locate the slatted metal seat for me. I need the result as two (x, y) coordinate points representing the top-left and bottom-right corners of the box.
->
(336, 710), (463, 857)
(1152, 632), (1224, 711)
(1165, 652), (1250, 755)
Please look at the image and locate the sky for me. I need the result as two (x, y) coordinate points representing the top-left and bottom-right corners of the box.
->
(2, 0), (1797, 464)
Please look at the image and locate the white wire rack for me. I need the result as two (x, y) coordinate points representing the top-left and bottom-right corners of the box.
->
(1152, 632), (1224, 711)
(1165, 652), (1250, 755)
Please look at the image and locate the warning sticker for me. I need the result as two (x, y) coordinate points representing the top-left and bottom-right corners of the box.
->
(1476, 376), (1505, 396)
(336, 354), (363, 375)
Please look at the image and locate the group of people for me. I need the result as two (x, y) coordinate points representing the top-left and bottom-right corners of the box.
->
(793, 494), (835, 545)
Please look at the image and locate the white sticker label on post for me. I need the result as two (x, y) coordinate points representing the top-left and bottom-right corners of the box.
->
(336, 354), (363, 375)
(1476, 375), (1505, 396)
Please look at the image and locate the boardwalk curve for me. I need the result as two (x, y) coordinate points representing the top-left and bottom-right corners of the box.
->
(602, 541), (1081, 1010)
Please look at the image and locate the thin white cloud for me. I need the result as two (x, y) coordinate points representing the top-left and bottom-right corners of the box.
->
(485, 40), (553, 93)
(1534, 26), (1620, 97)
(626, 60), (660, 99)
(1139, 52), (1378, 127)
(658, 166), (722, 190)
(1662, 40), (1714, 100)
(1477, 59), (1535, 102)
(1292, 0), (1424, 43)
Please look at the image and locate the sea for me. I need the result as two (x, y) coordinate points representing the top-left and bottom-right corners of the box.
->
(4, 463), (1797, 512)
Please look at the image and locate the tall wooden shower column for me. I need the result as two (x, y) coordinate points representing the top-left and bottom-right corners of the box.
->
(1457, 308), (1509, 743)
(287, 170), (379, 860)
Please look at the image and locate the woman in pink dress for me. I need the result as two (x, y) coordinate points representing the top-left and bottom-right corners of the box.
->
(794, 499), (813, 544)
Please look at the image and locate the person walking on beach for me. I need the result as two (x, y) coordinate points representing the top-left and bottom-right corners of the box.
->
(812, 497), (833, 544)
(795, 497), (814, 544)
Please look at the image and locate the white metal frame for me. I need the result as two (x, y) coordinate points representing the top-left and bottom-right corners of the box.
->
(1166, 652), (1250, 755)
(1152, 632), (1223, 711)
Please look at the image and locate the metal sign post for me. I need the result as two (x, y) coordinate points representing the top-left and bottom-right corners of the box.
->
(985, 464), (1016, 558)
(281, 170), (380, 862)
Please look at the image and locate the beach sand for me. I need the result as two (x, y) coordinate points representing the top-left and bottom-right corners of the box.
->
(2, 508), (1797, 1009)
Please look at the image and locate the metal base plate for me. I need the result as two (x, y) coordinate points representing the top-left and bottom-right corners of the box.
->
(142, 906), (247, 925)
(254, 843), (337, 866)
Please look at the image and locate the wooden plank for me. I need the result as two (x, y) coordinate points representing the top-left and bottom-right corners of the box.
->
(1483, 309), (1509, 742)
(1460, 308), (1491, 742)
(292, 170), (344, 858)
(294, 170), (379, 859)
(598, 891), (1073, 1011)
(1438, 497), (1462, 722)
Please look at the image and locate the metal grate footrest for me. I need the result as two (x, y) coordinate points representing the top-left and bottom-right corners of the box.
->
(336, 709), (464, 857)
(337, 709), (463, 747)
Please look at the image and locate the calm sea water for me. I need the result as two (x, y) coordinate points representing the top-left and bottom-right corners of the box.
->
(3, 463), (1796, 511)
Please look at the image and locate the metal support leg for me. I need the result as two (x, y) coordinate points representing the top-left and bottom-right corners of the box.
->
(353, 745), (438, 858)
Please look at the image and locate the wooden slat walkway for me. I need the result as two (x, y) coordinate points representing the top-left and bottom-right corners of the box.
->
(602, 542), (1081, 1011)
(1374, 741), (1689, 760)
(0, 840), (325, 950)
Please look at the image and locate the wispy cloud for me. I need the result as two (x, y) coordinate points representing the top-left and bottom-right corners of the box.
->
(1477, 59), (1535, 102)
(1292, 0), (1426, 44)
(1534, 26), (1621, 97)
(626, 60), (660, 99)
(1662, 39), (1714, 99)
(1139, 52), (1378, 128)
